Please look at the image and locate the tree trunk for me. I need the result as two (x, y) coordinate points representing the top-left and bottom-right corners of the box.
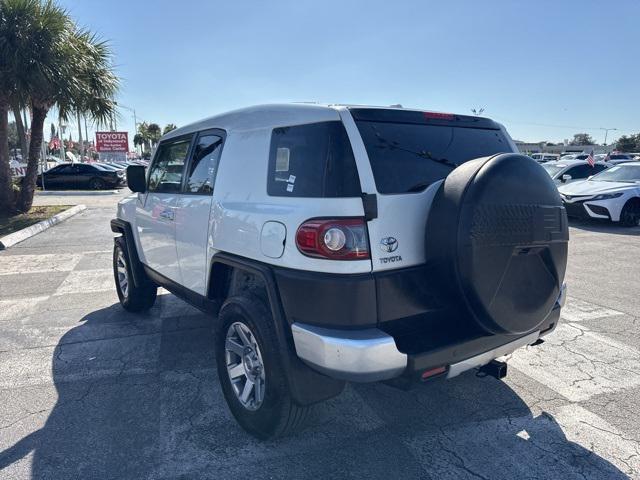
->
(10, 100), (29, 160)
(0, 96), (16, 216)
(76, 109), (84, 160)
(17, 103), (48, 213)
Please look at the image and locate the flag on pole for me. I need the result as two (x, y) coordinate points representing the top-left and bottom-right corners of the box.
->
(603, 151), (611, 162)
(586, 149), (595, 167)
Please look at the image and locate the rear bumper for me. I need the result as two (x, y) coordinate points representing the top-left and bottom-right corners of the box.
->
(291, 323), (407, 382)
(291, 282), (566, 383)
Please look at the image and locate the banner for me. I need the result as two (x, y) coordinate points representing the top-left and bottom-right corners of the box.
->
(96, 131), (129, 152)
(10, 164), (27, 178)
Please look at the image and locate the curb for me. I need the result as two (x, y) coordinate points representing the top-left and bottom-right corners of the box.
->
(0, 204), (87, 250)
(37, 190), (121, 196)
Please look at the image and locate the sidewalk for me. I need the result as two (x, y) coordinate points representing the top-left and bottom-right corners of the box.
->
(33, 188), (131, 208)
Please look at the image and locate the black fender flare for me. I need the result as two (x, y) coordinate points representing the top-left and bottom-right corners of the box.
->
(210, 253), (345, 405)
(110, 219), (147, 288)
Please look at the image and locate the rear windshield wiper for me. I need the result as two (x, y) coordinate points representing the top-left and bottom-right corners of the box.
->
(373, 131), (459, 170)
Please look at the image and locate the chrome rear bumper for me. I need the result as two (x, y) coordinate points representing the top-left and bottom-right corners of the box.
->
(446, 330), (540, 378)
(291, 282), (566, 383)
(291, 323), (407, 382)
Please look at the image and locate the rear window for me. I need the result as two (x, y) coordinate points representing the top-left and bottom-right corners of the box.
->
(267, 121), (361, 197)
(352, 112), (511, 194)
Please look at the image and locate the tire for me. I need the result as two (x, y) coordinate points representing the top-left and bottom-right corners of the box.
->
(113, 237), (157, 312)
(619, 199), (640, 227)
(215, 295), (309, 439)
(425, 153), (569, 335)
(89, 177), (105, 190)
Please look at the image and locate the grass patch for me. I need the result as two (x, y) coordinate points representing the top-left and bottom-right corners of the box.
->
(0, 205), (72, 237)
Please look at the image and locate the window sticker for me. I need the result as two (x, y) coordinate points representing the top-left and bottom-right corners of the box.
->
(276, 148), (290, 172)
(288, 174), (296, 183)
(286, 183), (294, 192)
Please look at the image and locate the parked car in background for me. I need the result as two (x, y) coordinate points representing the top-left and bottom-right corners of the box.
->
(558, 162), (640, 226)
(37, 162), (126, 190)
(542, 159), (609, 185)
(530, 153), (560, 163)
(96, 162), (125, 171)
(600, 153), (637, 165)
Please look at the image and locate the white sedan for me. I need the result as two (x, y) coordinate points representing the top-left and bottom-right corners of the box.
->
(542, 159), (609, 185)
(558, 163), (640, 226)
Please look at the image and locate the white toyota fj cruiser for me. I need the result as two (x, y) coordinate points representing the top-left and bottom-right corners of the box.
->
(111, 104), (568, 439)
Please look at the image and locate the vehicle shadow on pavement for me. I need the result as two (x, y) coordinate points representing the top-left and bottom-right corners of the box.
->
(0, 299), (630, 479)
(569, 218), (640, 236)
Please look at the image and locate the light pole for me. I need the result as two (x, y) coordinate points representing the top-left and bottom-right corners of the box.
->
(600, 127), (617, 146)
(58, 119), (67, 163)
(116, 102), (141, 153)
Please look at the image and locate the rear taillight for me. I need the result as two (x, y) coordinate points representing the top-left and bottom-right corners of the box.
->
(295, 218), (370, 260)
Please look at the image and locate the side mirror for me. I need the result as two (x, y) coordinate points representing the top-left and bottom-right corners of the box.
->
(127, 165), (147, 193)
(561, 174), (572, 183)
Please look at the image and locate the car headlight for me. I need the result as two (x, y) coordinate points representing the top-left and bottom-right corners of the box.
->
(592, 192), (623, 200)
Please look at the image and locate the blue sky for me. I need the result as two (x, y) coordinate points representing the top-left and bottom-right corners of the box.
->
(52, 0), (639, 146)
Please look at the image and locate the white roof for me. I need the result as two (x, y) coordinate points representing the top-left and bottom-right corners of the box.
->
(161, 103), (492, 141)
(162, 104), (344, 140)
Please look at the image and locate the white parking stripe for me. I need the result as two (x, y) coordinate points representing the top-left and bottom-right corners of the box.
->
(54, 269), (114, 296)
(404, 404), (639, 478)
(552, 404), (640, 476)
(0, 254), (82, 276)
(510, 323), (640, 402)
(0, 297), (47, 322)
(561, 297), (624, 323)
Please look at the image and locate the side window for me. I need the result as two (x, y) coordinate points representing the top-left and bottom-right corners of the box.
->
(185, 133), (224, 194)
(77, 164), (95, 173)
(147, 137), (192, 193)
(267, 121), (361, 197)
(57, 165), (75, 174)
(593, 164), (608, 174)
(567, 165), (595, 179)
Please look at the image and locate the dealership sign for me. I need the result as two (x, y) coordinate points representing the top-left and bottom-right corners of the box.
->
(96, 131), (129, 152)
(10, 160), (26, 178)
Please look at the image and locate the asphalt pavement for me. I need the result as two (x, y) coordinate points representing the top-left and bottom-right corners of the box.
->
(0, 192), (639, 479)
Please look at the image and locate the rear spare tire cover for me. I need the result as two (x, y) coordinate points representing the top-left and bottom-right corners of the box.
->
(426, 153), (569, 335)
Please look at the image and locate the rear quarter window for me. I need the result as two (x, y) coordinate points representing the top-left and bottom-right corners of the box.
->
(267, 121), (361, 198)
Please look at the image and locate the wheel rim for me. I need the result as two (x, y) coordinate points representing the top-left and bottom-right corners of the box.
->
(116, 249), (129, 298)
(92, 179), (101, 189)
(225, 322), (266, 411)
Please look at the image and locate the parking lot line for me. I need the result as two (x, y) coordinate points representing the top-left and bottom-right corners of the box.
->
(510, 322), (640, 402)
(561, 297), (624, 323)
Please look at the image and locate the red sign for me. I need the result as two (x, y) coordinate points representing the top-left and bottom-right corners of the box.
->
(96, 131), (129, 152)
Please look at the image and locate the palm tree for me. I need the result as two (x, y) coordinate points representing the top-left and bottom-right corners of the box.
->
(163, 123), (177, 135)
(136, 121), (150, 153)
(133, 133), (145, 154)
(147, 123), (161, 148)
(0, 0), (70, 214)
(0, 0), (119, 213)
(56, 28), (118, 163)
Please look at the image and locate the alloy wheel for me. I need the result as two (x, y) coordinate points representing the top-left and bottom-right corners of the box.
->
(116, 249), (129, 298)
(225, 321), (266, 411)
